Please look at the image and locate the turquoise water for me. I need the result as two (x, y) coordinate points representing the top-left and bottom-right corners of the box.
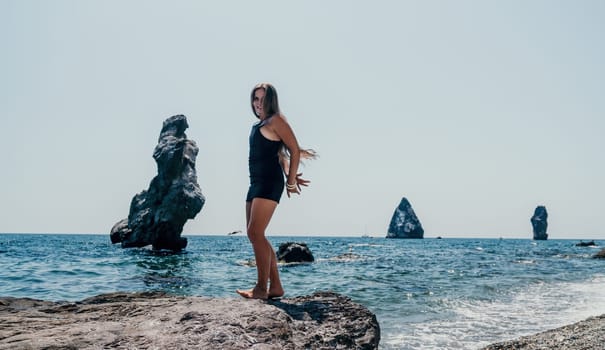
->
(1, 234), (604, 349)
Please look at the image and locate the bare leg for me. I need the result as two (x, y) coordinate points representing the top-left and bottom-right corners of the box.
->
(268, 244), (284, 298)
(237, 198), (281, 299)
(242, 201), (284, 298)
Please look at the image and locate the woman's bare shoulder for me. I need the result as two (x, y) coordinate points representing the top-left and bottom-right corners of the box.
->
(267, 113), (289, 127)
(277, 113), (289, 122)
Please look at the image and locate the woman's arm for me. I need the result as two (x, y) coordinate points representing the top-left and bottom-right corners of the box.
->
(270, 114), (302, 196)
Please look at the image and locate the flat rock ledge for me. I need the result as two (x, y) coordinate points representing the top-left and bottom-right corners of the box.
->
(482, 314), (605, 350)
(0, 291), (379, 350)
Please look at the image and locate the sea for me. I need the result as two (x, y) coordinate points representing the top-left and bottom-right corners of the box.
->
(1, 234), (604, 350)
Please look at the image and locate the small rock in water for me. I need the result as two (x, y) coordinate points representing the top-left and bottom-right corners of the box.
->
(276, 242), (315, 263)
(593, 248), (605, 259)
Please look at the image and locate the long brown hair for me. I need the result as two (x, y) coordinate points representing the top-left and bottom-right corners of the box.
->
(250, 83), (318, 163)
(250, 82), (280, 119)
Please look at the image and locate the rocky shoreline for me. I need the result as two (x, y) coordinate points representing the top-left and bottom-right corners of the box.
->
(0, 291), (379, 350)
(482, 313), (605, 350)
(3, 290), (604, 350)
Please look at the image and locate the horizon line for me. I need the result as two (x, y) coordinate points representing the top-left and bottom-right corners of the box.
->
(0, 232), (601, 240)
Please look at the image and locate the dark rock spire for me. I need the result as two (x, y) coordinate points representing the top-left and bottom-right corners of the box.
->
(386, 197), (424, 239)
(531, 205), (548, 240)
(110, 115), (205, 251)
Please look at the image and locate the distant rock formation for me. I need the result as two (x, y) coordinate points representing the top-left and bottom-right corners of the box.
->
(277, 242), (315, 263)
(0, 291), (380, 350)
(531, 206), (548, 240)
(110, 115), (205, 251)
(386, 197), (424, 239)
(482, 313), (605, 350)
(576, 241), (596, 247)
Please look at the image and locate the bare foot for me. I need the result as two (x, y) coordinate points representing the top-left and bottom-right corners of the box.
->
(236, 286), (268, 300)
(268, 287), (284, 299)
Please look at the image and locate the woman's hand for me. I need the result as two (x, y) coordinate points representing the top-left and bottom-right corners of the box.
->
(286, 173), (310, 198)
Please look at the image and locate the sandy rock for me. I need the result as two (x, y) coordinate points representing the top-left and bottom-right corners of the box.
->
(482, 314), (605, 350)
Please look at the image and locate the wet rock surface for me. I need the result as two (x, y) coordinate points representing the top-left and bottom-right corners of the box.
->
(0, 291), (379, 350)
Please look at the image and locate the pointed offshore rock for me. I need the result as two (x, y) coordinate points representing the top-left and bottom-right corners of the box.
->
(386, 197), (424, 239)
(110, 115), (205, 251)
(531, 205), (548, 240)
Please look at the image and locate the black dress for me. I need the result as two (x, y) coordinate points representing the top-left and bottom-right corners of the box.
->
(246, 120), (285, 203)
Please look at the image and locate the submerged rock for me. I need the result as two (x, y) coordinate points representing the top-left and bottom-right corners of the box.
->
(110, 115), (205, 251)
(386, 197), (424, 239)
(594, 248), (605, 259)
(277, 242), (315, 263)
(576, 240), (596, 247)
(531, 205), (548, 240)
(0, 291), (380, 350)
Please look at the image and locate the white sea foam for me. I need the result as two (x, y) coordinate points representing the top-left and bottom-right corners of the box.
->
(514, 259), (536, 264)
(348, 243), (387, 248)
(382, 274), (605, 350)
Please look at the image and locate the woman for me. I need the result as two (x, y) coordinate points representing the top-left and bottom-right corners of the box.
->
(236, 83), (316, 299)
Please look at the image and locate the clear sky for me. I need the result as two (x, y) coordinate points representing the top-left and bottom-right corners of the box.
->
(1, 1), (604, 238)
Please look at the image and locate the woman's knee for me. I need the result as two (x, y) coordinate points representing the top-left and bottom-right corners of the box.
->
(246, 228), (265, 244)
